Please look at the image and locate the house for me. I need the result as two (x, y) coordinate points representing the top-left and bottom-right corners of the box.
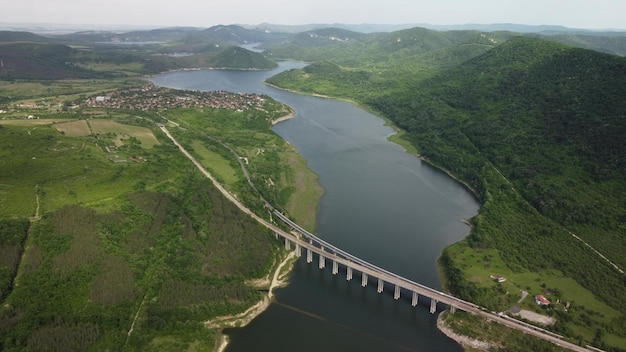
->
(489, 274), (507, 283)
(20, 102), (38, 108)
(535, 295), (551, 306)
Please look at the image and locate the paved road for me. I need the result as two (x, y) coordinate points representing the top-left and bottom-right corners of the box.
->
(159, 125), (598, 352)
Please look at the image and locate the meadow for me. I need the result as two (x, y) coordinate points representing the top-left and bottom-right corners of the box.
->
(0, 85), (319, 351)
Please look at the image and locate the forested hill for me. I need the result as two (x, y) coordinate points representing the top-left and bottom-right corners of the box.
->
(267, 35), (626, 348)
(370, 36), (626, 213)
(0, 31), (51, 43)
(368, 36), (626, 316)
(0, 43), (106, 80)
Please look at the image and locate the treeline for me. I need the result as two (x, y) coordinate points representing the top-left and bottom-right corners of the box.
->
(0, 118), (280, 351)
(0, 219), (30, 302)
(265, 35), (626, 349)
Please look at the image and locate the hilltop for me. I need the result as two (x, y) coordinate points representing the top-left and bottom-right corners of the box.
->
(264, 31), (626, 350)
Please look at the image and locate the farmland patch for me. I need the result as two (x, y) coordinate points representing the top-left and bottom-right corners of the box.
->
(54, 120), (91, 136)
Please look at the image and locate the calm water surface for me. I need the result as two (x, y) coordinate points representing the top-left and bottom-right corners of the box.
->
(152, 62), (479, 351)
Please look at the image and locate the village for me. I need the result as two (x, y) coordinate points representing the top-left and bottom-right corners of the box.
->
(83, 85), (267, 112)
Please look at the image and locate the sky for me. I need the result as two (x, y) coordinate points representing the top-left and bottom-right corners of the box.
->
(1, 0), (625, 31)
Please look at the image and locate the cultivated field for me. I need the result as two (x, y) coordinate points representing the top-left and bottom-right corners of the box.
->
(54, 120), (91, 136)
(0, 119), (71, 126)
(88, 119), (160, 148)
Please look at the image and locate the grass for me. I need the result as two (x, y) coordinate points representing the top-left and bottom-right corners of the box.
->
(0, 75), (320, 351)
(163, 105), (323, 231)
(0, 79), (143, 98)
(55, 120), (91, 136)
(0, 116), (171, 217)
(280, 147), (322, 232)
(0, 119), (72, 126)
(88, 120), (160, 148)
(444, 240), (622, 344)
(191, 140), (239, 187)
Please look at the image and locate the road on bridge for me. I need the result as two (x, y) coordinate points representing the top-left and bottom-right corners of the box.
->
(159, 125), (596, 352)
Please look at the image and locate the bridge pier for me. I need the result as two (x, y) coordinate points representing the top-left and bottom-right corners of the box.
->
(319, 254), (325, 269)
(449, 305), (456, 314)
(295, 243), (301, 257)
(412, 291), (418, 307)
(346, 266), (352, 281)
(284, 238), (290, 250)
(361, 273), (368, 287)
(306, 248), (312, 263)
(377, 278), (384, 293)
(394, 285), (400, 300)
(430, 299), (438, 314)
(332, 260), (338, 275)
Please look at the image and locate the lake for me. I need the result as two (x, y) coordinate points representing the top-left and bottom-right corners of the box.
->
(151, 61), (479, 351)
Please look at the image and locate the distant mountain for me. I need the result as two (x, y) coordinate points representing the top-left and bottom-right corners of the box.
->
(210, 46), (277, 69)
(245, 22), (626, 34)
(0, 31), (51, 43)
(0, 42), (104, 79)
(419, 23), (594, 33)
(244, 23), (421, 34)
(282, 28), (368, 47)
(182, 25), (289, 46)
(532, 33), (626, 56)
(264, 26), (513, 68)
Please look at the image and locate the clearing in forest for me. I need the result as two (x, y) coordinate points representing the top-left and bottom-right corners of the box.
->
(88, 120), (160, 148)
(55, 120), (91, 136)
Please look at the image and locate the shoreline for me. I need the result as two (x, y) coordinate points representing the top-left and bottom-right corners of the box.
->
(267, 80), (484, 350)
(437, 312), (493, 351)
(208, 251), (297, 352)
(271, 109), (296, 125)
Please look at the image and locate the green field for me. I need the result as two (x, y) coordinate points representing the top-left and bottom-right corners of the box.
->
(0, 82), (323, 350)
(191, 140), (240, 187)
(89, 119), (160, 148)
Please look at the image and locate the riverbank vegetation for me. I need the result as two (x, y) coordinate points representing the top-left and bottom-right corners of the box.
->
(0, 75), (320, 350)
(263, 30), (626, 351)
(2, 24), (625, 350)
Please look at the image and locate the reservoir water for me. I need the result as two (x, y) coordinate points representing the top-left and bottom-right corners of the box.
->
(152, 62), (479, 351)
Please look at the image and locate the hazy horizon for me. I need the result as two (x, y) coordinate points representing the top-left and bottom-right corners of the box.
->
(2, 0), (625, 32)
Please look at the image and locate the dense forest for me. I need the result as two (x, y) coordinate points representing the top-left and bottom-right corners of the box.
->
(1, 23), (625, 350)
(0, 81), (314, 349)
(265, 32), (626, 350)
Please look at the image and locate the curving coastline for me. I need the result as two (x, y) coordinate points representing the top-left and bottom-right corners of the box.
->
(437, 312), (493, 351)
(208, 251), (297, 352)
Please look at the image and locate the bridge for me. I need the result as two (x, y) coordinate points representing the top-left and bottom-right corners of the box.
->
(160, 125), (600, 352)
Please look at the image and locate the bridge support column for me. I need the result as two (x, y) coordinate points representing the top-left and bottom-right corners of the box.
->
(332, 260), (338, 275)
(449, 305), (456, 314)
(430, 299), (438, 314)
(306, 248), (312, 263)
(346, 266), (352, 281)
(361, 273), (368, 287)
(377, 278), (383, 293)
(412, 292), (418, 307)
(394, 285), (400, 300)
(284, 238), (290, 250)
(295, 243), (301, 257)
(319, 254), (325, 269)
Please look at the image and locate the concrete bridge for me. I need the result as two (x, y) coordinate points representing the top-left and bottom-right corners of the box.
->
(160, 125), (600, 352)
(270, 210), (602, 352)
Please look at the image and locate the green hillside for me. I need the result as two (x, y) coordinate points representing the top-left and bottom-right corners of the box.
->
(0, 83), (319, 350)
(0, 43), (106, 80)
(0, 31), (51, 43)
(266, 35), (626, 350)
